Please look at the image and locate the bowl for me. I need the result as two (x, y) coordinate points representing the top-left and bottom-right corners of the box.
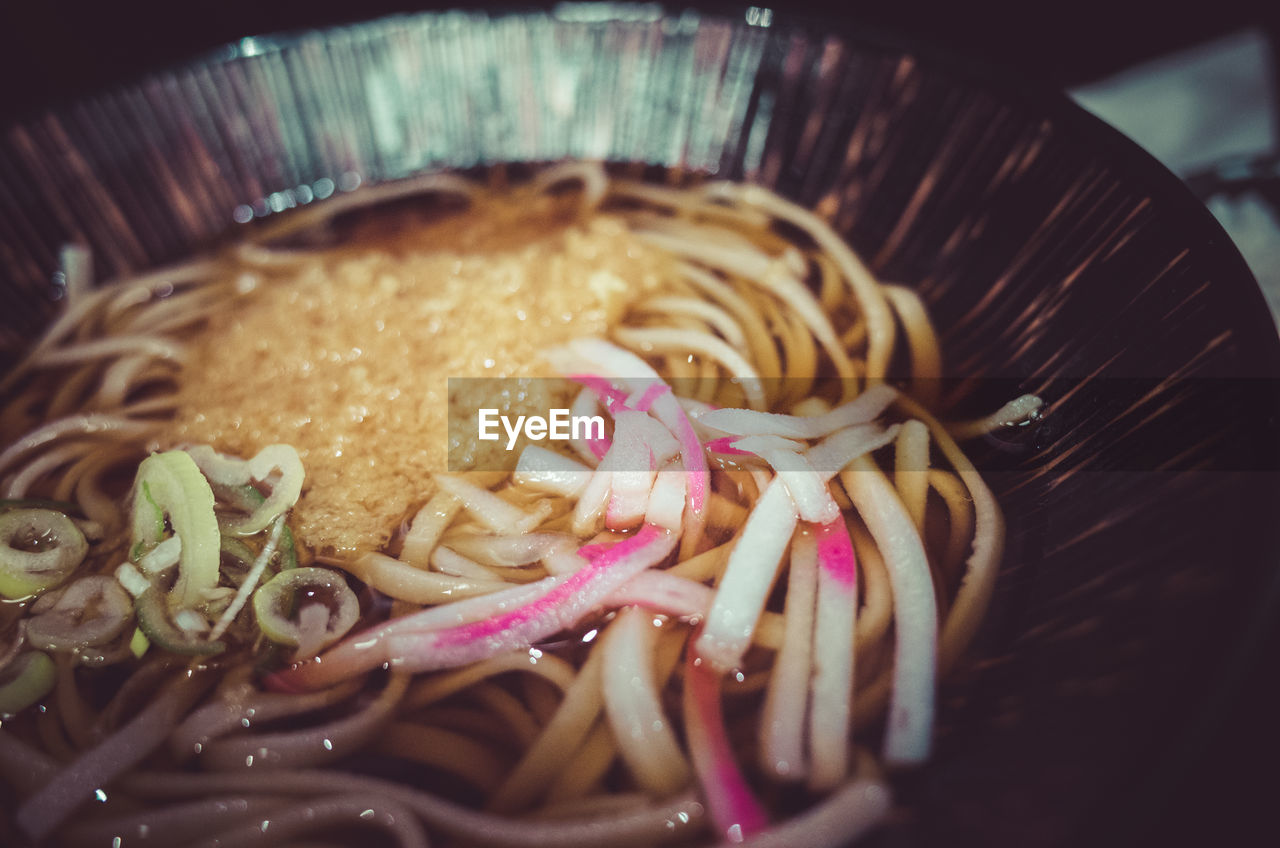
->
(2, 4), (1278, 845)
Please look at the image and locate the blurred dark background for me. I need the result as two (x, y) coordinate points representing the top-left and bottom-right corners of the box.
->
(1, 1), (1278, 846)
(2, 0), (1280, 126)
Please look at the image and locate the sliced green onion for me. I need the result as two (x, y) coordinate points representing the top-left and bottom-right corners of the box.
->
(130, 481), (163, 561)
(173, 608), (209, 635)
(198, 593), (235, 627)
(26, 576), (132, 651)
(219, 535), (257, 569)
(240, 445), (302, 532)
(234, 445), (304, 536)
(222, 504), (298, 573)
(276, 525), (299, 571)
(136, 534), (181, 575)
(0, 508), (87, 600)
(130, 450), (220, 608)
(253, 566), (358, 656)
(0, 651), (56, 714)
(129, 627), (150, 659)
(134, 588), (225, 656)
(114, 562), (151, 598)
(182, 444), (252, 489)
(208, 516), (286, 642)
(192, 444), (304, 537)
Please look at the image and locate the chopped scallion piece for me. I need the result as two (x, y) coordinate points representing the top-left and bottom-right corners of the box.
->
(253, 567), (358, 657)
(0, 652), (56, 714)
(0, 508), (87, 600)
(130, 450), (220, 608)
(129, 627), (150, 659)
(134, 588), (225, 656)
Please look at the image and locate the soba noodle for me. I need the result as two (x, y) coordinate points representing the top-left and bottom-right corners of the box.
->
(0, 162), (1039, 847)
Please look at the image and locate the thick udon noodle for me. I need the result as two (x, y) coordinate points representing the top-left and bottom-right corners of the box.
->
(0, 163), (1033, 847)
